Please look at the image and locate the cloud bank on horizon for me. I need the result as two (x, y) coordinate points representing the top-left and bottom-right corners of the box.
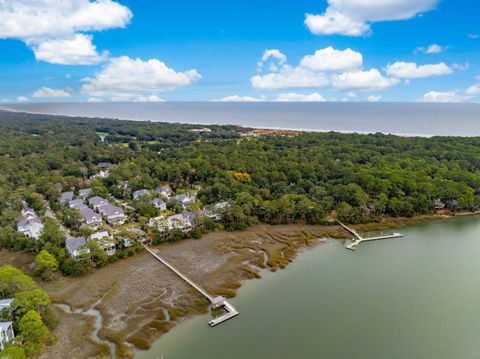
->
(0, 0), (478, 103)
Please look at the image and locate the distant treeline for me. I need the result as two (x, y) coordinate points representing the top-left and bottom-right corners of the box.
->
(0, 110), (479, 241)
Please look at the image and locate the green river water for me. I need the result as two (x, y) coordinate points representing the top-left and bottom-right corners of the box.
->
(136, 216), (480, 359)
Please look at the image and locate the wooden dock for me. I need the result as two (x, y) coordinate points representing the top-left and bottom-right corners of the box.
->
(337, 221), (403, 250)
(144, 246), (239, 327)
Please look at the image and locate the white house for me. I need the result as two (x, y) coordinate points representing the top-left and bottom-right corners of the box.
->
(152, 211), (197, 233)
(17, 208), (44, 240)
(151, 198), (167, 211)
(89, 231), (116, 256)
(0, 322), (14, 350)
(155, 185), (172, 198)
(0, 299), (14, 312)
(66, 236), (90, 259)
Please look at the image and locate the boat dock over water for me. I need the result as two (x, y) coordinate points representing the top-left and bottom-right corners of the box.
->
(144, 246), (239, 327)
(337, 221), (403, 250)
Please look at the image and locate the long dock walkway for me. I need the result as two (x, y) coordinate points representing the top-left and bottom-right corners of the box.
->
(143, 246), (239, 327)
(336, 220), (403, 250)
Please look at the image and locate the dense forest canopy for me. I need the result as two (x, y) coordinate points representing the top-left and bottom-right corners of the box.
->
(0, 110), (479, 237)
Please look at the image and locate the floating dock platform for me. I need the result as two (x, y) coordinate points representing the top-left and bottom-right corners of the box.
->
(144, 246), (239, 327)
(337, 220), (403, 250)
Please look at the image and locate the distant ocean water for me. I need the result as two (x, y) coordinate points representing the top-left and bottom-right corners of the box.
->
(3, 102), (480, 137)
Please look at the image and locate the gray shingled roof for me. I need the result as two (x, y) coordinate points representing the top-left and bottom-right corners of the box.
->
(133, 189), (150, 199)
(60, 191), (74, 202)
(182, 211), (197, 223)
(66, 236), (87, 252)
(80, 207), (101, 222)
(97, 162), (112, 168)
(79, 188), (92, 198)
(69, 199), (86, 209)
(152, 198), (166, 207)
(88, 196), (107, 206)
(99, 203), (124, 216)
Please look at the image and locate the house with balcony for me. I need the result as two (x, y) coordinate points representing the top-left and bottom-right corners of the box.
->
(89, 231), (116, 256)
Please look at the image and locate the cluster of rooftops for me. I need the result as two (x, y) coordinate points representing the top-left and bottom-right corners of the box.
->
(15, 161), (232, 261)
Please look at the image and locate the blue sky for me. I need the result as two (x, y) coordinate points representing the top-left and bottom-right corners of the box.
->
(0, 0), (479, 103)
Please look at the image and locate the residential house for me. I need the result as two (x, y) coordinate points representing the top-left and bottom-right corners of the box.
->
(78, 188), (92, 200)
(155, 185), (172, 198)
(89, 170), (109, 179)
(203, 202), (230, 221)
(213, 202), (230, 213)
(79, 207), (102, 229)
(59, 191), (74, 205)
(68, 199), (86, 210)
(88, 196), (109, 211)
(66, 236), (90, 259)
(89, 231), (116, 256)
(151, 198), (167, 211)
(98, 203), (127, 225)
(0, 299), (14, 312)
(0, 322), (14, 350)
(97, 162), (112, 169)
(133, 189), (150, 200)
(434, 198), (445, 210)
(156, 211), (198, 233)
(174, 194), (195, 207)
(17, 208), (44, 240)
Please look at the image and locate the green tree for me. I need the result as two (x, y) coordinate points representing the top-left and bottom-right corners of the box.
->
(14, 289), (51, 317)
(38, 219), (65, 248)
(33, 250), (59, 281)
(0, 266), (36, 297)
(18, 310), (48, 358)
(62, 208), (82, 229)
(0, 346), (26, 359)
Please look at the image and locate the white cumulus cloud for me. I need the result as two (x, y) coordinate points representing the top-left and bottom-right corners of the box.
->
(419, 91), (472, 103)
(81, 56), (201, 99)
(17, 96), (29, 102)
(0, 0), (132, 65)
(213, 95), (267, 102)
(299, 47), (363, 72)
(385, 61), (452, 79)
(305, 0), (438, 36)
(332, 69), (399, 90)
(33, 87), (71, 98)
(32, 34), (107, 65)
(261, 49), (287, 64)
(425, 44), (444, 54)
(466, 84), (480, 96)
(367, 95), (382, 102)
(276, 92), (326, 102)
(251, 66), (329, 90)
(134, 95), (165, 102)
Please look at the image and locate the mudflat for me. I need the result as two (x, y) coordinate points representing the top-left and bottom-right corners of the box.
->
(0, 216), (444, 359)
